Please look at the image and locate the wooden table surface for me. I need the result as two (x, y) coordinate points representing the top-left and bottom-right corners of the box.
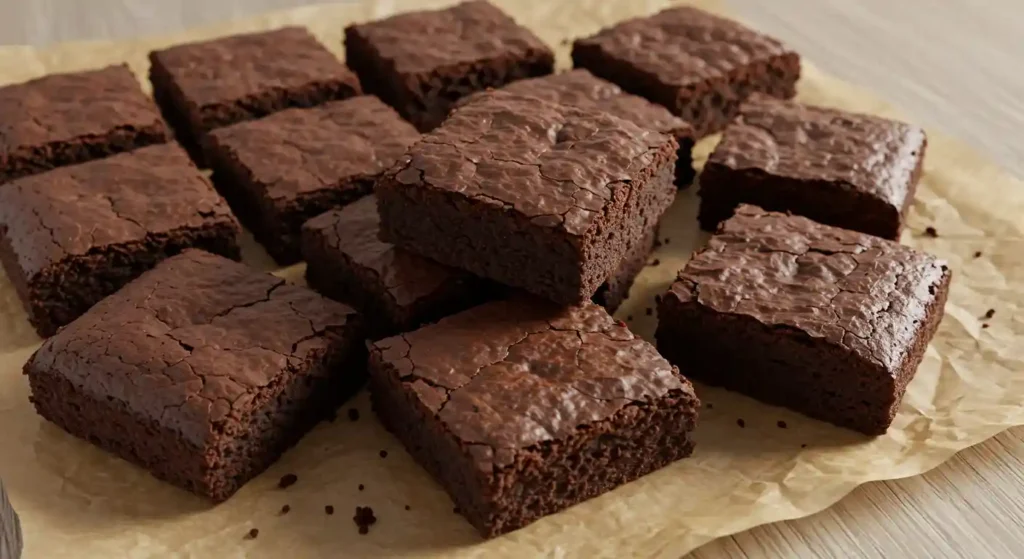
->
(2, 1), (1022, 557)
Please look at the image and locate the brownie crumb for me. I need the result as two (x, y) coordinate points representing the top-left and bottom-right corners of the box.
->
(453, 506), (461, 514)
(654, 294), (662, 304)
(278, 473), (298, 489)
(982, 323), (990, 329)
(560, 38), (570, 45)
(777, 420), (788, 429)
(347, 408), (360, 422)
(404, 505), (411, 511)
(325, 505), (335, 515)
(705, 403), (713, 410)
(280, 504), (291, 515)
(354, 506), (377, 535)
(924, 226), (938, 238)
(736, 418), (746, 428)
(358, 484), (365, 491)
(974, 251), (983, 258)
(801, 444), (808, 448)
(984, 309), (995, 319)
(653, 239), (663, 249)
(325, 408), (337, 422)
(645, 307), (653, 316)
(626, 315), (634, 321)
(649, 258), (661, 266)
(663, 237), (671, 245)
(245, 528), (259, 540)
(379, 450), (388, 459)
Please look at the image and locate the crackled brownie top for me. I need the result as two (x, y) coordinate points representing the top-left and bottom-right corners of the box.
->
(666, 205), (949, 373)
(208, 96), (419, 203)
(574, 7), (793, 87)
(387, 90), (675, 236)
(0, 144), (237, 278)
(347, 0), (551, 75)
(28, 250), (359, 447)
(150, 27), (359, 110)
(466, 69), (693, 141)
(304, 195), (461, 307)
(371, 299), (693, 470)
(709, 96), (927, 209)
(0, 65), (165, 156)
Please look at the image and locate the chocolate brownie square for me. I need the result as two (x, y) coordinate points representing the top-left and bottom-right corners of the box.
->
(697, 96), (927, 239)
(345, 0), (554, 131)
(204, 96), (419, 264)
(149, 27), (361, 162)
(0, 64), (168, 184)
(302, 195), (492, 339)
(656, 205), (951, 435)
(24, 250), (366, 501)
(0, 144), (241, 337)
(376, 90), (678, 305)
(572, 6), (800, 138)
(468, 69), (696, 187)
(370, 298), (699, 537)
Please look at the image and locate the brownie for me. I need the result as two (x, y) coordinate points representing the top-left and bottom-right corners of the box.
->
(0, 479), (20, 559)
(656, 205), (951, 435)
(0, 143), (241, 337)
(302, 195), (491, 339)
(465, 69), (696, 187)
(697, 96), (927, 239)
(204, 96), (420, 264)
(149, 27), (361, 162)
(345, 0), (555, 131)
(24, 250), (367, 501)
(369, 298), (699, 537)
(0, 64), (168, 184)
(572, 6), (800, 138)
(376, 90), (679, 305)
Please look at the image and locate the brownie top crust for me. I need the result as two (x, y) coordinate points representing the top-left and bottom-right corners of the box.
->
(149, 27), (359, 110)
(346, 0), (552, 75)
(464, 69), (693, 142)
(303, 195), (461, 307)
(0, 64), (165, 157)
(387, 90), (676, 237)
(708, 96), (927, 209)
(26, 250), (359, 447)
(667, 205), (949, 374)
(371, 298), (694, 471)
(208, 96), (420, 202)
(0, 143), (238, 278)
(573, 7), (794, 87)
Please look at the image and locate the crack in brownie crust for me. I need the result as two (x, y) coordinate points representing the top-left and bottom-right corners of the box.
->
(0, 144), (241, 337)
(370, 299), (698, 537)
(204, 96), (419, 264)
(657, 205), (951, 435)
(376, 90), (678, 305)
(24, 250), (367, 501)
(698, 96), (927, 238)
(0, 64), (168, 183)
(345, 0), (554, 131)
(572, 6), (800, 137)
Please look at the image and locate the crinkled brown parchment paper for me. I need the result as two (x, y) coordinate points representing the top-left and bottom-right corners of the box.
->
(0, 1), (1021, 557)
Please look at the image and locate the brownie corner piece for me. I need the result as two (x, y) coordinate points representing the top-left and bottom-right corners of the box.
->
(148, 27), (361, 159)
(369, 298), (698, 537)
(697, 96), (927, 239)
(0, 64), (168, 183)
(344, 0), (554, 131)
(0, 143), (241, 337)
(204, 95), (419, 264)
(375, 90), (678, 305)
(23, 250), (366, 500)
(572, 6), (800, 137)
(656, 205), (950, 435)
(301, 194), (491, 338)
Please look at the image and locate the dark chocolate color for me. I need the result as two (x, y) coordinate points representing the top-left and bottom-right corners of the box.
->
(370, 298), (698, 537)
(698, 96), (927, 239)
(24, 250), (367, 501)
(572, 6), (800, 137)
(466, 69), (696, 187)
(0, 143), (241, 337)
(345, 0), (555, 131)
(656, 205), (951, 435)
(149, 27), (361, 162)
(376, 90), (678, 305)
(205, 96), (419, 264)
(0, 64), (168, 183)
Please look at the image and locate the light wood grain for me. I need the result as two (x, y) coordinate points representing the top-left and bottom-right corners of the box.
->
(1, 1), (1022, 558)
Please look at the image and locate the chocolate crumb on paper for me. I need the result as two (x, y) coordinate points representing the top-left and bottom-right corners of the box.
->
(777, 420), (788, 429)
(348, 408), (360, 422)
(354, 506), (377, 535)
(974, 250), (983, 258)
(280, 504), (291, 515)
(358, 484), (365, 491)
(982, 324), (990, 329)
(278, 474), (298, 489)
(379, 450), (388, 459)
(924, 226), (938, 237)
(325, 505), (335, 515)
(737, 419), (746, 428)
(645, 307), (653, 316)
(245, 528), (259, 540)
(404, 505), (411, 511)
(984, 309), (995, 319)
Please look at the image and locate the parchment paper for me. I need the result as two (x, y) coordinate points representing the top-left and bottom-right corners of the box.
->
(0, 1), (1022, 557)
